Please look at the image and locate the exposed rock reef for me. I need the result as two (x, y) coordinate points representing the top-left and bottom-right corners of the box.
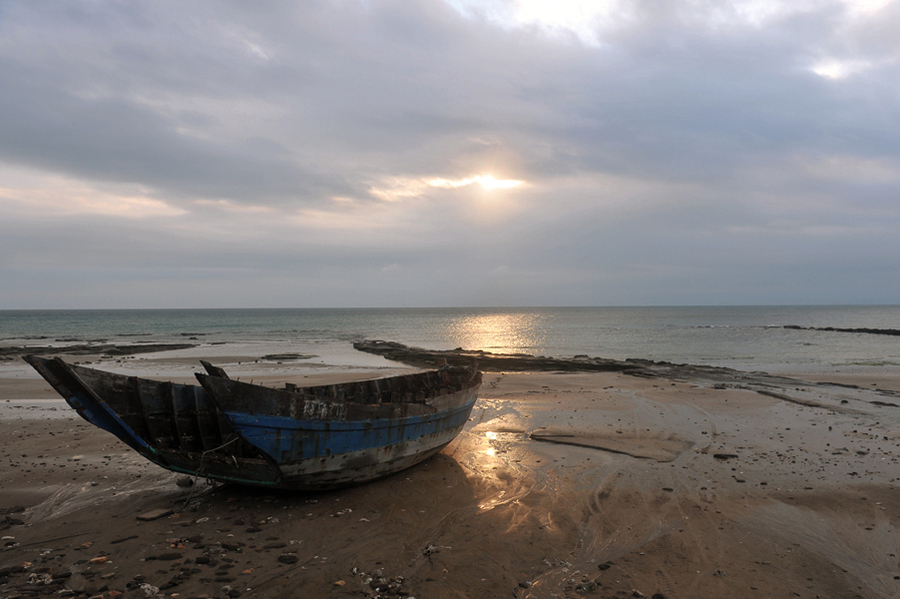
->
(783, 325), (900, 336)
(0, 343), (196, 359)
(354, 339), (786, 382)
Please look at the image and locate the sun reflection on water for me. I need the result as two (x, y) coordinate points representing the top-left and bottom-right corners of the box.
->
(443, 312), (547, 355)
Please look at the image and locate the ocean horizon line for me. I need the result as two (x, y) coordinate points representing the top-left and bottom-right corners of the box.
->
(2, 302), (899, 313)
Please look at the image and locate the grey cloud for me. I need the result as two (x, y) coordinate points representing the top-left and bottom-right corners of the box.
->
(2, 0), (900, 307)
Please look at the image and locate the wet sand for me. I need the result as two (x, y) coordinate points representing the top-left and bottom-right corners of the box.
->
(3, 353), (900, 598)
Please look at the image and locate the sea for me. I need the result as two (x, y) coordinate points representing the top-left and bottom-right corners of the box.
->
(2, 306), (900, 376)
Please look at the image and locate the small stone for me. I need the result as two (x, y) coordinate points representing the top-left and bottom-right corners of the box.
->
(277, 555), (298, 565)
(576, 581), (598, 592)
(156, 553), (183, 561)
(333, 580), (345, 586)
(136, 509), (174, 521)
(90, 556), (108, 564)
(111, 535), (139, 545)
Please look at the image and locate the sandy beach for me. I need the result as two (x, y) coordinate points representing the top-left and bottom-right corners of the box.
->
(3, 350), (900, 598)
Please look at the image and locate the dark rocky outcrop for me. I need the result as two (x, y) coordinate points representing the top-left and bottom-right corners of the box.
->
(352, 339), (755, 383)
(353, 339), (649, 372)
(0, 343), (196, 358)
(784, 325), (900, 337)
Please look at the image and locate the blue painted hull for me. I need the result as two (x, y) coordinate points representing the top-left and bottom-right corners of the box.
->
(24, 355), (481, 490)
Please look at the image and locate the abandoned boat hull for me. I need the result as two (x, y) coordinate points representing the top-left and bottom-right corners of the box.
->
(200, 375), (478, 488)
(23, 355), (481, 490)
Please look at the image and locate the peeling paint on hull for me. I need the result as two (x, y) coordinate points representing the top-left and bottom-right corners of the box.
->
(231, 392), (478, 489)
(23, 355), (482, 490)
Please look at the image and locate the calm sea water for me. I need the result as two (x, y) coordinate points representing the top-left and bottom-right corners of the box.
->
(2, 306), (900, 374)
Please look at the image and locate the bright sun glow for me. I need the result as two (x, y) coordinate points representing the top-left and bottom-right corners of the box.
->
(427, 175), (524, 191)
(811, 58), (872, 79)
(369, 174), (524, 201)
(477, 174), (523, 190)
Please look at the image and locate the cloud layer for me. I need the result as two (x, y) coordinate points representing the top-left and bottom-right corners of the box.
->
(2, 0), (899, 308)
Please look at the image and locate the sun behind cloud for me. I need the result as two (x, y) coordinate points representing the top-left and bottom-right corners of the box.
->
(474, 175), (523, 190)
(369, 173), (524, 201)
(427, 174), (524, 191)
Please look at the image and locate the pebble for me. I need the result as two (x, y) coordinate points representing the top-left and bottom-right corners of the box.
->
(155, 552), (183, 561)
(110, 535), (139, 544)
(136, 509), (173, 521)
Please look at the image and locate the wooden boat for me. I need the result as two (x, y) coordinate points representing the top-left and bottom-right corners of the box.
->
(23, 355), (481, 490)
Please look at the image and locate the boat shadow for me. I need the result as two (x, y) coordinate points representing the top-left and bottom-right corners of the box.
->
(199, 450), (476, 506)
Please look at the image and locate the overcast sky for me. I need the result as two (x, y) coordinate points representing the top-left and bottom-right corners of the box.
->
(2, 0), (899, 309)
